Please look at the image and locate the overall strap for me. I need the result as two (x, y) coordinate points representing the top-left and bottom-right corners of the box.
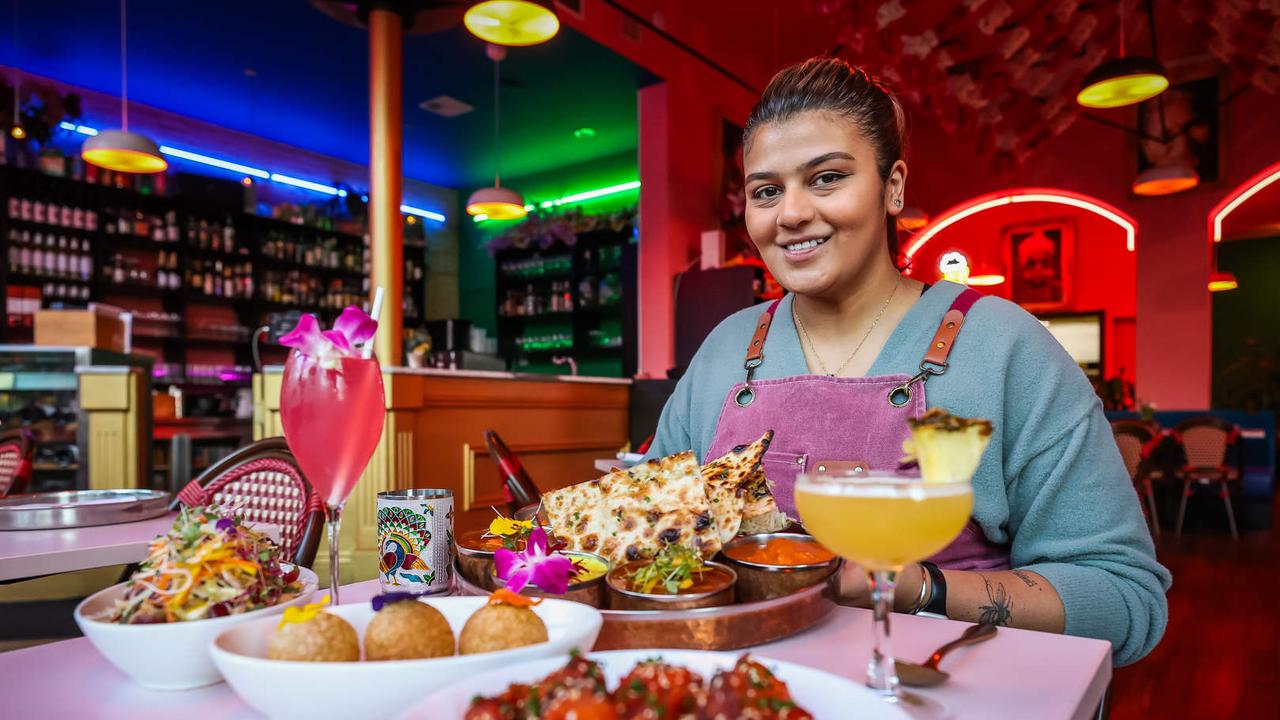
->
(735, 298), (782, 408)
(888, 287), (983, 408)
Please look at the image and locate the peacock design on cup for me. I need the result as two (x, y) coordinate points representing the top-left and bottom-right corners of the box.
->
(378, 506), (433, 586)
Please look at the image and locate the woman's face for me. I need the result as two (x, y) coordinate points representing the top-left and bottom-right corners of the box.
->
(743, 110), (905, 299)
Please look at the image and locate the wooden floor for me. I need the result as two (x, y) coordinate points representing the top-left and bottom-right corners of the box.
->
(1109, 497), (1280, 719)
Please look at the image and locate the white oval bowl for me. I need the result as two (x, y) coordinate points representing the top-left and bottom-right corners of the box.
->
(210, 595), (603, 720)
(411, 648), (911, 720)
(73, 566), (318, 690)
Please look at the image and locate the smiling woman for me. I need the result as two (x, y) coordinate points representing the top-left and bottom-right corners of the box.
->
(643, 56), (1170, 668)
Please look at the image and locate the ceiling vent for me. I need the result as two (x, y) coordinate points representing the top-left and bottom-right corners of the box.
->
(418, 95), (474, 118)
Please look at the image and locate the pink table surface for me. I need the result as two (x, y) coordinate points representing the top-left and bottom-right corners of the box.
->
(0, 578), (1111, 719)
(0, 513), (177, 581)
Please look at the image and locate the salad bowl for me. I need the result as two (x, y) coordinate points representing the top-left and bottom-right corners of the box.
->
(74, 565), (318, 690)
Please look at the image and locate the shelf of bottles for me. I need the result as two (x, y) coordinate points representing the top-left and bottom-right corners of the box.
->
(0, 166), (384, 419)
(493, 229), (633, 374)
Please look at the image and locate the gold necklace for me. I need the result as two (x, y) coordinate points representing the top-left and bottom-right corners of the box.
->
(793, 278), (900, 377)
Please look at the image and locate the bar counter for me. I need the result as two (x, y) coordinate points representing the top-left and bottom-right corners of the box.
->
(253, 366), (631, 584)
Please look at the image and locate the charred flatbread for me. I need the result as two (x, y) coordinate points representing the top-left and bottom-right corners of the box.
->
(700, 431), (773, 543)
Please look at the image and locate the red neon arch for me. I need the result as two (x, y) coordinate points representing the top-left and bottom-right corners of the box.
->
(903, 187), (1138, 261)
(1208, 160), (1280, 243)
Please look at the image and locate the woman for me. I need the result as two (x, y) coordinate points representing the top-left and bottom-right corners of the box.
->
(644, 57), (1170, 666)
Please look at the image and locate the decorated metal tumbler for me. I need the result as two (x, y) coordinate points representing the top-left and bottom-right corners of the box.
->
(376, 489), (454, 595)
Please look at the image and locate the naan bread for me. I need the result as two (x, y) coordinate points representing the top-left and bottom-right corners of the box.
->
(701, 431), (773, 543)
(542, 451), (722, 565)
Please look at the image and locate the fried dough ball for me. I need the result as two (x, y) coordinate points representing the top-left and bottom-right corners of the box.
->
(458, 603), (548, 655)
(365, 600), (455, 660)
(267, 612), (359, 662)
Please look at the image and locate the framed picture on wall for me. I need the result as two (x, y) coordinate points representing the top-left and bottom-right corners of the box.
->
(1136, 75), (1220, 185)
(1005, 220), (1073, 310)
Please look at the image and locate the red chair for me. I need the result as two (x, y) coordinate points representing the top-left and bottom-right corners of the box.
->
(1111, 420), (1160, 537)
(1172, 417), (1242, 540)
(484, 430), (542, 516)
(172, 437), (324, 567)
(0, 429), (35, 498)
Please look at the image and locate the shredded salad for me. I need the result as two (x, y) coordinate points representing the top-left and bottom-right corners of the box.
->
(108, 506), (302, 624)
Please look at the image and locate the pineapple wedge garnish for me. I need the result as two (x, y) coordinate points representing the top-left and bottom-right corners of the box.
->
(902, 408), (993, 484)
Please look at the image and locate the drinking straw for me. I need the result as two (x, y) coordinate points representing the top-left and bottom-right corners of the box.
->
(363, 286), (385, 359)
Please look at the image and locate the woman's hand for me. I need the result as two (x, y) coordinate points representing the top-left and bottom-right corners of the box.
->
(837, 562), (925, 613)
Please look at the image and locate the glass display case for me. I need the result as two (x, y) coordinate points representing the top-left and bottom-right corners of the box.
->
(0, 345), (152, 492)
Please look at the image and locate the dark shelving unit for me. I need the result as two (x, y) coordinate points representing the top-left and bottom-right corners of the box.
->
(493, 227), (636, 377)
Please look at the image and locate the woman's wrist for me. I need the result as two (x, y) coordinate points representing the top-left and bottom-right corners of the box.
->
(895, 563), (927, 613)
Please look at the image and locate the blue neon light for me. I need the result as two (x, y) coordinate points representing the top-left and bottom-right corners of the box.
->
(400, 204), (448, 223)
(158, 145), (269, 178)
(55, 121), (444, 222)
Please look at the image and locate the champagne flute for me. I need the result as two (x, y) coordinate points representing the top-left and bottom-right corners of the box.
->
(795, 468), (973, 716)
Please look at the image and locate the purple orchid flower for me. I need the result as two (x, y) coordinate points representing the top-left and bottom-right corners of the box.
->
(279, 306), (378, 368)
(371, 592), (422, 612)
(494, 527), (573, 595)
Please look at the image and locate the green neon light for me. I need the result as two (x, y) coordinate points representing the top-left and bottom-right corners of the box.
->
(474, 180), (640, 223)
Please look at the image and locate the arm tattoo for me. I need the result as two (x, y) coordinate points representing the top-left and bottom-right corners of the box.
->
(977, 575), (1014, 626)
(1010, 570), (1039, 589)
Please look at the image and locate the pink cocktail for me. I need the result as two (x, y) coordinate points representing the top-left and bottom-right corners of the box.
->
(277, 306), (386, 604)
(280, 354), (385, 508)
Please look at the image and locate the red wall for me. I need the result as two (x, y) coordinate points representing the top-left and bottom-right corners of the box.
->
(906, 203), (1137, 380)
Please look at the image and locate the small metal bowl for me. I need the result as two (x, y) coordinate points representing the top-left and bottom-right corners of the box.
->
(719, 533), (840, 603)
(606, 560), (737, 611)
(455, 529), (503, 591)
(491, 550), (610, 608)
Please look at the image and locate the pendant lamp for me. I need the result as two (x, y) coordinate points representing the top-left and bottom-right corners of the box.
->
(466, 45), (527, 220)
(1077, 2), (1167, 109)
(82, 0), (166, 174)
(1132, 163), (1198, 196)
(9, 78), (24, 140)
(896, 206), (929, 231)
(1208, 271), (1239, 292)
(464, 0), (559, 47)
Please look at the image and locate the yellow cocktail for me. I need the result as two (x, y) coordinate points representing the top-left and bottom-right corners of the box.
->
(795, 469), (973, 715)
(795, 481), (973, 571)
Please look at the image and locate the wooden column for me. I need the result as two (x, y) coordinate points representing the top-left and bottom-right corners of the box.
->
(369, 7), (404, 364)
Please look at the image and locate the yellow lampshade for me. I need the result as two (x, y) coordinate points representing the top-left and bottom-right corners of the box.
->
(1208, 271), (1238, 292)
(81, 129), (167, 173)
(464, 0), (559, 47)
(1133, 164), (1198, 196)
(467, 185), (527, 220)
(966, 274), (1006, 287)
(1077, 56), (1169, 109)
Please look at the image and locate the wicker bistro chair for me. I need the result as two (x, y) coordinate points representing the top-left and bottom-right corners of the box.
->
(484, 430), (543, 516)
(0, 429), (35, 498)
(172, 437), (324, 568)
(1171, 417), (1244, 540)
(1111, 420), (1161, 537)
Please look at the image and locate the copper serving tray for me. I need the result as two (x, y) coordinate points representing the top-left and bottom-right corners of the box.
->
(454, 559), (841, 651)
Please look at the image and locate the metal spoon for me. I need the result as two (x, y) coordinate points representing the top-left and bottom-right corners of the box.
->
(895, 622), (998, 687)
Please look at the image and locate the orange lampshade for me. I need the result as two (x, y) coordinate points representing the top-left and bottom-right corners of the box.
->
(966, 273), (1006, 287)
(1133, 164), (1198, 196)
(1208, 271), (1238, 292)
(466, 185), (527, 220)
(896, 206), (929, 231)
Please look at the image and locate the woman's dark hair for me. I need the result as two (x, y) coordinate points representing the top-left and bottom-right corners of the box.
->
(744, 56), (909, 264)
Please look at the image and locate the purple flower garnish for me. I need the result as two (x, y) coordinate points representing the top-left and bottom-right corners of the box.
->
(280, 306), (378, 368)
(215, 517), (236, 534)
(372, 592), (422, 612)
(494, 527), (574, 595)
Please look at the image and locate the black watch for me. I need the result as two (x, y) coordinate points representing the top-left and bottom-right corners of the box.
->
(921, 561), (947, 616)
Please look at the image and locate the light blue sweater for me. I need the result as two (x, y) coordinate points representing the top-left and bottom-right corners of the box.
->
(645, 281), (1170, 666)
